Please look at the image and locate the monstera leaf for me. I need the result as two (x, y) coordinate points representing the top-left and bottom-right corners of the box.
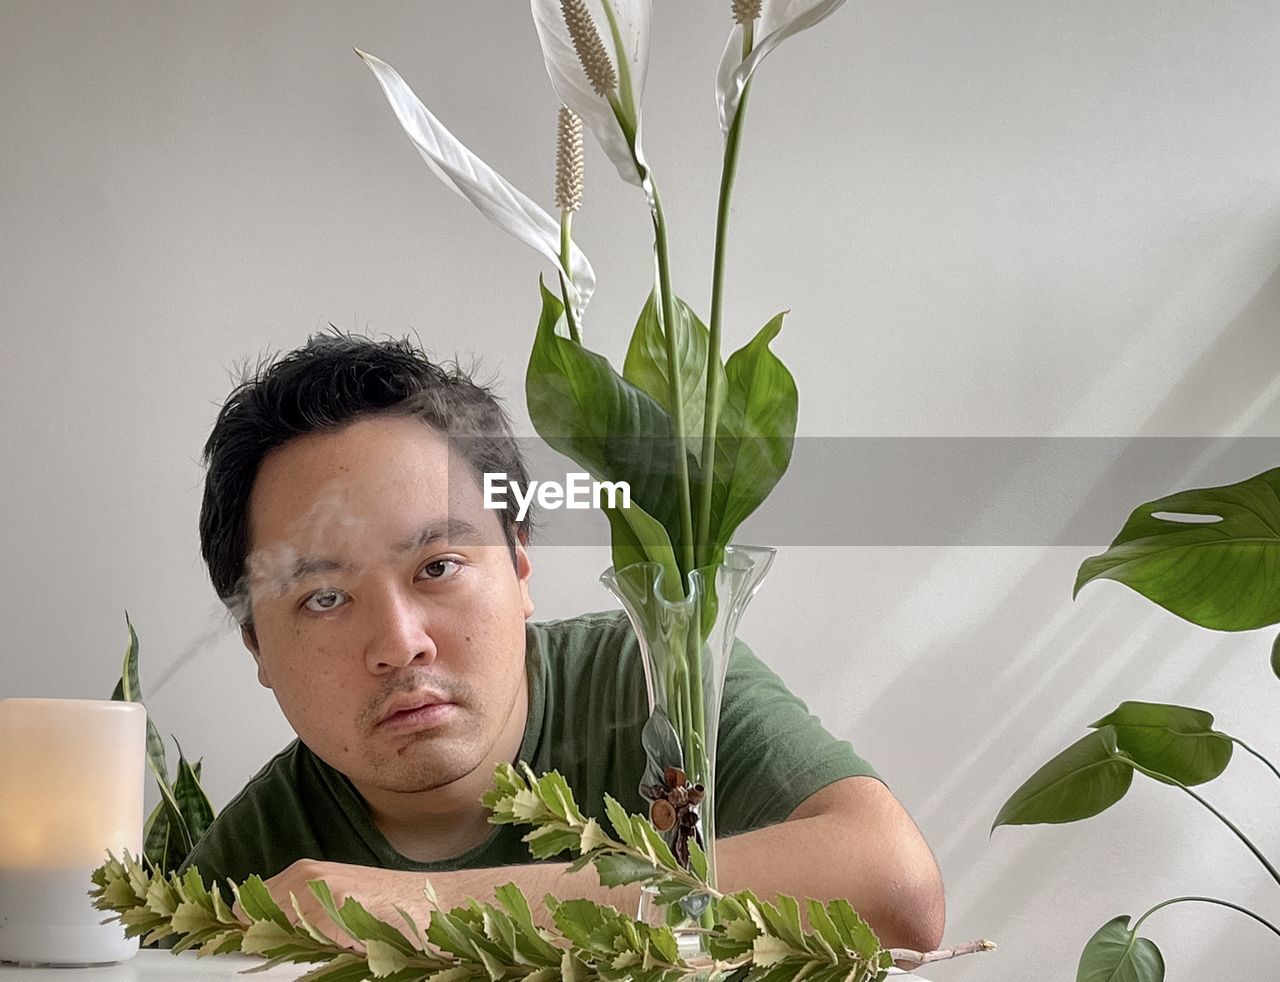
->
(992, 728), (1134, 829)
(1089, 701), (1232, 787)
(1076, 916), (1165, 982)
(1075, 468), (1280, 631)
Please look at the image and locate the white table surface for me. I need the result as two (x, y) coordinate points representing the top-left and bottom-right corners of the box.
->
(0, 950), (934, 979)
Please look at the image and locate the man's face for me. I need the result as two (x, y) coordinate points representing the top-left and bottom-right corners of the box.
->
(241, 414), (534, 796)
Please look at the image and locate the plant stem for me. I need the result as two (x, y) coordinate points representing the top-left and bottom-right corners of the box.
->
(648, 180), (696, 576)
(1132, 896), (1280, 941)
(695, 23), (755, 570)
(604, 90), (695, 579)
(1230, 736), (1280, 784)
(1129, 759), (1280, 887)
(558, 210), (582, 343)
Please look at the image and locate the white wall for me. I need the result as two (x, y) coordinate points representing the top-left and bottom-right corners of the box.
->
(3, 2), (1277, 978)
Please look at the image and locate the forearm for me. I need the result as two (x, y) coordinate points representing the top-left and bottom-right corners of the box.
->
(715, 810), (944, 951)
(374, 808), (938, 949)
(366, 859), (643, 932)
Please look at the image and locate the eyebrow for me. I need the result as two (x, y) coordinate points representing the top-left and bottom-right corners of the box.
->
(285, 518), (486, 584)
(393, 517), (485, 553)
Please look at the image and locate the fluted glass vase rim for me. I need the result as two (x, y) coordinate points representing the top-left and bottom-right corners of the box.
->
(598, 542), (777, 603)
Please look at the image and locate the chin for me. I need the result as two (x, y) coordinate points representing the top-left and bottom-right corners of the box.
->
(363, 739), (491, 794)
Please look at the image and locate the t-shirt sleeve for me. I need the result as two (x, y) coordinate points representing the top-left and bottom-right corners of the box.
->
(713, 638), (881, 834)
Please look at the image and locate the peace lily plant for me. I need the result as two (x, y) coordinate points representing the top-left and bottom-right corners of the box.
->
(359, 0), (850, 902)
(994, 467), (1280, 981)
(89, 3), (1001, 977)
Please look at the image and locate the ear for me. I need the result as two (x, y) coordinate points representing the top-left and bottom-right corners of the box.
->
(513, 538), (534, 619)
(240, 624), (272, 689)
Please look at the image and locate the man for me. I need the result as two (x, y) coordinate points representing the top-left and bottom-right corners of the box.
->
(184, 331), (944, 952)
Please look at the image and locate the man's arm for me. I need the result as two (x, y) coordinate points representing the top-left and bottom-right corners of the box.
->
(261, 775), (943, 953)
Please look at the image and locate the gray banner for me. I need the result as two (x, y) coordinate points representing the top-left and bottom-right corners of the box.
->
(448, 437), (1279, 547)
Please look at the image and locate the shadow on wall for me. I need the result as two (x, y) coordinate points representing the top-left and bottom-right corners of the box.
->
(800, 250), (1280, 975)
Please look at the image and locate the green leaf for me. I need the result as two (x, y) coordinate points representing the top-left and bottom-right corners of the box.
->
(292, 953), (378, 982)
(706, 312), (798, 558)
(142, 799), (170, 869)
(1076, 915), (1165, 982)
(752, 934), (801, 967)
(110, 613), (170, 786)
(173, 744), (216, 845)
(334, 897), (418, 954)
(363, 938), (410, 976)
(687, 838), (708, 884)
(1089, 701), (1232, 786)
(425, 907), (482, 962)
(522, 824), (581, 859)
(992, 728), (1134, 829)
(623, 289), (725, 465)
(593, 853), (661, 887)
(152, 759), (194, 869)
(824, 899), (881, 961)
(526, 279), (694, 567)
(1075, 468), (1280, 630)
(239, 918), (298, 956)
(805, 899), (846, 957)
(601, 501), (682, 601)
(235, 876), (291, 931)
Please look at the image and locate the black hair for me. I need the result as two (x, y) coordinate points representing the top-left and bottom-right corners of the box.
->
(199, 330), (532, 626)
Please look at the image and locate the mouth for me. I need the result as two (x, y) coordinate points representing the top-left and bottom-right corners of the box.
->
(376, 692), (457, 734)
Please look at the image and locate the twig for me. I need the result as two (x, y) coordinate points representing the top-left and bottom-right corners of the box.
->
(889, 938), (997, 967)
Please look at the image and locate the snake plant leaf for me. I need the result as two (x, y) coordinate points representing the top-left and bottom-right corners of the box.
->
(530, 0), (650, 186)
(706, 312), (798, 558)
(1089, 701), (1232, 787)
(992, 727), (1133, 830)
(1075, 467), (1280, 630)
(110, 613), (169, 786)
(153, 768), (194, 869)
(526, 279), (694, 562)
(173, 743), (215, 847)
(716, 0), (850, 136)
(142, 799), (172, 870)
(623, 289), (726, 465)
(356, 49), (595, 323)
(1076, 915), (1165, 982)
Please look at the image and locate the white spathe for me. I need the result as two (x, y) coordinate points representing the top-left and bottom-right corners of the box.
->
(716, 0), (849, 136)
(357, 49), (596, 322)
(530, 0), (651, 187)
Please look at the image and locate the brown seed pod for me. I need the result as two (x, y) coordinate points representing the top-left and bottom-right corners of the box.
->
(650, 798), (677, 832)
(687, 784), (705, 806)
(664, 766), (687, 789)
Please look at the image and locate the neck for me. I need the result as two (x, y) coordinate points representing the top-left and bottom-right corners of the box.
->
(355, 677), (531, 863)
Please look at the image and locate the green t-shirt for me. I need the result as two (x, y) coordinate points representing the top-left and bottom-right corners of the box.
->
(178, 610), (878, 891)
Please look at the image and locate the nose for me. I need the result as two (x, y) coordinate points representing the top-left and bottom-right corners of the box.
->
(363, 587), (438, 674)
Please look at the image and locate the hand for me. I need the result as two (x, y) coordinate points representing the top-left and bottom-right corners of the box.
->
(233, 859), (413, 950)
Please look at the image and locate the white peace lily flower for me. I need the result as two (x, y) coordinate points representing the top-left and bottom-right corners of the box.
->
(530, 0), (651, 188)
(357, 48), (595, 320)
(715, 0), (849, 136)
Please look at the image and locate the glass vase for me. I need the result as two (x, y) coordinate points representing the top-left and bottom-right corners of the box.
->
(600, 543), (775, 937)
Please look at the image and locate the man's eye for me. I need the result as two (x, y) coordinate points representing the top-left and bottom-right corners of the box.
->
(418, 558), (461, 581)
(303, 589), (347, 612)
